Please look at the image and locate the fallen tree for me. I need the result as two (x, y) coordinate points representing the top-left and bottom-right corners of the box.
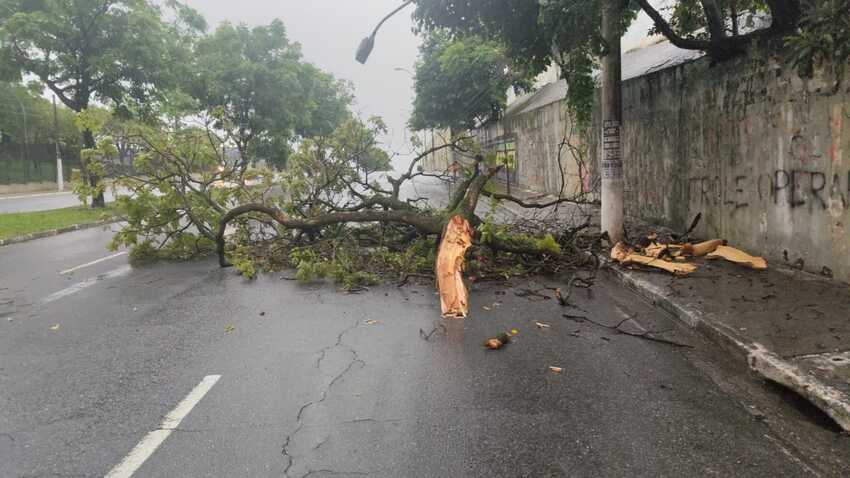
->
(108, 116), (602, 316)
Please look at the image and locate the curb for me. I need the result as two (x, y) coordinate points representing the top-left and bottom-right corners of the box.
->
(495, 195), (850, 431)
(605, 261), (850, 432)
(0, 218), (122, 247)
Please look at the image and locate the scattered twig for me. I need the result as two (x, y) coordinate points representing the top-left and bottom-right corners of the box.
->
(419, 323), (447, 341)
(397, 273), (435, 287)
(562, 314), (693, 348)
(673, 212), (702, 242)
(514, 288), (552, 301)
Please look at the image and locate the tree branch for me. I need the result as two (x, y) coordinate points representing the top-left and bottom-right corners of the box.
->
(216, 204), (444, 267)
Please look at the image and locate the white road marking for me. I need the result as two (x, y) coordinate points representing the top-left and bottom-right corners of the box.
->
(40, 265), (132, 304)
(105, 375), (221, 478)
(59, 251), (128, 275)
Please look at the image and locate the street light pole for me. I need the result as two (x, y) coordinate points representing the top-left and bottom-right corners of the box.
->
(355, 0), (414, 64)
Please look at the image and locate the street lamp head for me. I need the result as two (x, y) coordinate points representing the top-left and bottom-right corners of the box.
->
(355, 35), (375, 64)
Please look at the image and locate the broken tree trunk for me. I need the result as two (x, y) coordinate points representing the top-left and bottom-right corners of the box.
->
(436, 214), (474, 318)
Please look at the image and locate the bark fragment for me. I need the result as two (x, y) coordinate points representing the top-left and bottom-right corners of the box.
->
(707, 245), (768, 270)
(611, 242), (698, 276)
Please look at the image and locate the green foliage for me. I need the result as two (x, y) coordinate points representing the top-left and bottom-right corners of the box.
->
(410, 0), (806, 125)
(0, 81), (80, 151)
(71, 110), (117, 204)
(651, 0), (769, 38)
(282, 116), (392, 217)
(108, 123), (236, 259)
(190, 19), (351, 170)
(288, 244), (385, 290)
(231, 246), (258, 279)
(410, 33), (532, 130)
(411, 1), (634, 127)
(786, 0), (850, 84)
(0, 0), (196, 112)
(0, 0), (200, 207)
(535, 234), (562, 256)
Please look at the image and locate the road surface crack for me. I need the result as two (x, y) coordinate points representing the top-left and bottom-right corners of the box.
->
(283, 319), (364, 477)
(302, 470), (370, 477)
(315, 320), (361, 369)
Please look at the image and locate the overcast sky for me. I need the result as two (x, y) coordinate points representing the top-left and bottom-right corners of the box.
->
(183, 0), (422, 161)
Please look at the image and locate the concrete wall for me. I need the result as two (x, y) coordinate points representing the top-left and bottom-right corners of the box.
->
(476, 99), (587, 197)
(591, 51), (850, 281)
(420, 128), (458, 175)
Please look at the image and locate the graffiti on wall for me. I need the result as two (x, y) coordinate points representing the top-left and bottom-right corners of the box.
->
(688, 169), (850, 212)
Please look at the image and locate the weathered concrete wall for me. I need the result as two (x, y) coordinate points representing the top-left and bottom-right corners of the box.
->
(592, 51), (850, 281)
(476, 98), (586, 197)
(420, 128), (457, 174)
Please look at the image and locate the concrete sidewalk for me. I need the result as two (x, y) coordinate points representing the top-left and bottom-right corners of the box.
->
(491, 182), (850, 432)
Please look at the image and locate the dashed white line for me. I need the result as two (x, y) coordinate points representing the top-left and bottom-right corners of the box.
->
(40, 265), (132, 304)
(59, 251), (128, 275)
(105, 375), (222, 478)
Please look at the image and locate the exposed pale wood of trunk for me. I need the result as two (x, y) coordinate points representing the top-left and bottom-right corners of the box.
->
(436, 214), (474, 318)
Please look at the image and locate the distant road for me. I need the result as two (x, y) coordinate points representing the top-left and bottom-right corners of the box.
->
(0, 189), (119, 214)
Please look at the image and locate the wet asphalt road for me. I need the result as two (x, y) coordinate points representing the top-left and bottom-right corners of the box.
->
(0, 190), (119, 214)
(2, 225), (845, 477)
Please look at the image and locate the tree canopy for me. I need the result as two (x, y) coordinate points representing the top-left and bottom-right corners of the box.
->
(189, 19), (352, 171)
(0, 0), (202, 205)
(0, 0), (198, 113)
(410, 0), (819, 124)
(0, 81), (78, 149)
(410, 33), (533, 131)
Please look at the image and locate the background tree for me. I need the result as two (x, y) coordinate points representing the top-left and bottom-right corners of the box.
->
(0, 80), (79, 153)
(0, 0), (201, 206)
(190, 19), (352, 172)
(410, 32), (533, 131)
(785, 0), (850, 86)
(411, 0), (809, 123)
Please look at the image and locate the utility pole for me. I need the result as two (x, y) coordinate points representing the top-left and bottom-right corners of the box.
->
(600, 0), (625, 245)
(53, 95), (64, 192)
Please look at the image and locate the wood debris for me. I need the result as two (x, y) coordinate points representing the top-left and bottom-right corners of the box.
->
(707, 245), (768, 270)
(436, 215), (474, 318)
(611, 242), (698, 276)
(611, 234), (767, 276)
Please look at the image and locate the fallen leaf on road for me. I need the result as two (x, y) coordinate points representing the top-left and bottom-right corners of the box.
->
(549, 366), (563, 373)
(535, 321), (551, 329)
(259, 311), (266, 316)
(50, 323), (60, 331)
(510, 328), (519, 335)
(365, 319), (379, 325)
(224, 324), (235, 333)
